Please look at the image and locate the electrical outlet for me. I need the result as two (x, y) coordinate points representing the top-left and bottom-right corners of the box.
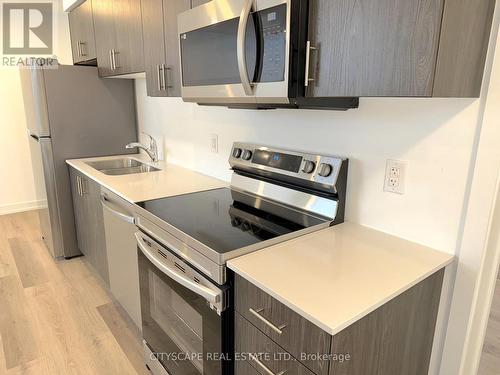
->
(384, 160), (407, 194)
(210, 134), (218, 153)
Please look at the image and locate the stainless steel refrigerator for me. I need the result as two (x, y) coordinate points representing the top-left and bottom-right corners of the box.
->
(20, 64), (137, 259)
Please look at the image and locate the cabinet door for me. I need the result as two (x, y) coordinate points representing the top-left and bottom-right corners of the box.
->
(69, 0), (96, 64)
(191, 0), (210, 7)
(69, 168), (88, 256)
(141, 0), (168, 96)
(69, 5), (84, 64)
(306, 0), (444, 97)
(92, 0), (117, 76)
(114, 0), (145, 74)
(85, 179), (109, 286)
(163, 0), (191, 96)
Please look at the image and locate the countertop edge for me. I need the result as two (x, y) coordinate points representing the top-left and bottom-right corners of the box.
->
(228, 256), (454, 336)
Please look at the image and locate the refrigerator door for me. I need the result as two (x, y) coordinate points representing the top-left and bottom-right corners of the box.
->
(19, 67), (51, 137)
(27, 134), (64, 258)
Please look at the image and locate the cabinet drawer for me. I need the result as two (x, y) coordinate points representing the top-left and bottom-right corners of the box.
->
(235, 275), (330, 375)
(235, 312), (316, 375)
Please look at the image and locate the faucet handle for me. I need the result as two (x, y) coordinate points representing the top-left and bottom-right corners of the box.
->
(141, 132), (155, 148)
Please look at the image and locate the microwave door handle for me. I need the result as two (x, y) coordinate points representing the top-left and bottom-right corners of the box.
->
(237, 0), (254, 96)
(135, 232), (221, 304)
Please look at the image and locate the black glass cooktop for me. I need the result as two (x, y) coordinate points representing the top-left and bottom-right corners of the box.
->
(137, 188), (327, 254)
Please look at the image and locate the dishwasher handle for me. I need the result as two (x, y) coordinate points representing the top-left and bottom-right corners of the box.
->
(101, 194), (135, 224)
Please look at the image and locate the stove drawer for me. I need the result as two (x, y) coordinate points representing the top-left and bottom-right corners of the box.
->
(235, 312), (316, 375)
(234, 275), (331, 375)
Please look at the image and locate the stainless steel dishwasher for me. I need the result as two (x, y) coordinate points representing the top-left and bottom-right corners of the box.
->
(101, 187), (142, 329)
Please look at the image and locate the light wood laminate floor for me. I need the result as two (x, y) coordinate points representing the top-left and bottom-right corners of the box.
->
(0, 211), (148, 375)
(478, 267), (500, 375)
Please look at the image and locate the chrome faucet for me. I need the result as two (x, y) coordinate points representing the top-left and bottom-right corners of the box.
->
(126, 133), (158, 162)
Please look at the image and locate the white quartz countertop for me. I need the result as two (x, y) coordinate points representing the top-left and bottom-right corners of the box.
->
(66, 154), (227, 203)
(227, 222), (454, 336)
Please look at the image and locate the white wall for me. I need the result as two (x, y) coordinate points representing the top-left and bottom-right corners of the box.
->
(136, 89), (485, 254)
(0, 0), (72, 215)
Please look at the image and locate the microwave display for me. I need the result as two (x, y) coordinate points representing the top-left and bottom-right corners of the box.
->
(258, 5), (287, 82)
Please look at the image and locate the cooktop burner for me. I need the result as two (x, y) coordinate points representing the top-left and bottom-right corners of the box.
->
(137, 187), (327, 254)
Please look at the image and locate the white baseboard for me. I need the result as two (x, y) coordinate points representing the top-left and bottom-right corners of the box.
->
(0, 200), (46, 216)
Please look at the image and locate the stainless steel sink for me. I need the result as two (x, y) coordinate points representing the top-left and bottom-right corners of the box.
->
(86, 158), (160, 175)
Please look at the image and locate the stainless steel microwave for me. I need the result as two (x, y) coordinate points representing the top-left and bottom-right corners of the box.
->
(178, 0), (358, 109)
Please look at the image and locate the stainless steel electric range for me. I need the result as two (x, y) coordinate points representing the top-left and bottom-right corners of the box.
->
(134, 142), (348, 375)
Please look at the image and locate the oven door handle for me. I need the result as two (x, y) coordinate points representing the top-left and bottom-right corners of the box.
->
(237, 0), (255, 96)
(135, 232), (221, 304)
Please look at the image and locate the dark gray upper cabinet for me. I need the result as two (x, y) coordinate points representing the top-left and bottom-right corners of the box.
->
(432, 0), (496, 97)
(141, 0), (168, 96)
(93, 0), (145, 77)
(69, 0), (97, 65)
(141, 0), (193, 97)
(306, 0), (496, 98)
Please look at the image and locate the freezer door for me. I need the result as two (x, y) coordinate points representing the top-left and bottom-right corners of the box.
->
(19, 67), (51, 137)
(27, 135), (64, 258)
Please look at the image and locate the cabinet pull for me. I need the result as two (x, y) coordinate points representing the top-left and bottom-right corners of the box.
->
(249, 308), (287, 335)
(109, 50), (114, 70)
(304, 40), (317, 87)
(76, 176), (82, 196)
(112, 50), (120, 69)
(76, 41), (81, 57)
(250, 354), (287, 375)
(164, 65), (173, 89)
(80, 41), (87, 56)
(157, 65), (163, 91)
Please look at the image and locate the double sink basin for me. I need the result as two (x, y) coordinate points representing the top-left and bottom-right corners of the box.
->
(86, 158), (160, 176)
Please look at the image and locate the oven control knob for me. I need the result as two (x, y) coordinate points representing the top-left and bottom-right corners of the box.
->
(242, 149), (253, 161)
(302, 160), (316, 174)
(232, 148), (242, 158)
(318, 163), (333, 177)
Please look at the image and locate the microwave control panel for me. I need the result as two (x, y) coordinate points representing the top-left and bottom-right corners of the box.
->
(259, 4), (287, 83)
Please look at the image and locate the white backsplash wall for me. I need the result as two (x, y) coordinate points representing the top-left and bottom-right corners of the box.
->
(135, 79), (484, 254)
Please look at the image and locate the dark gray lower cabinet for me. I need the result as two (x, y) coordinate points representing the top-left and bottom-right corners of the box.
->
(69, 167), (109, 285)
(234, 270), (444, 375)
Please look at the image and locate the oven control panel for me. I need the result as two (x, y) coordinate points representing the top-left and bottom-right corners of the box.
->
(229, 142), (347, 191)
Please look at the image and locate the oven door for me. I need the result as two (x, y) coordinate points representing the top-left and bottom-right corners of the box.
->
(178, 0), (290, 104)
(136, 231), (229, 375)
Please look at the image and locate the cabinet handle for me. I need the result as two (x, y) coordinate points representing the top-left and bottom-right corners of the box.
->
(80, 177), (87, 195)
(249, 308), (287, 335)
(109, 50), (114, 70)
(157, 65), (163, 91)
(80, 41), (87, 57)
(250, 354), (287, 375)
(164, 65), (173, 89)
(76, 176), (82, 196)
(304, 40), (317, 87)
(112, 50), (119, 69)
(76, 41), (81, 57)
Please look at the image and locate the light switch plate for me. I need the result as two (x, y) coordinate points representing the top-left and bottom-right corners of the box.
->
(384, 159), (407, 194)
